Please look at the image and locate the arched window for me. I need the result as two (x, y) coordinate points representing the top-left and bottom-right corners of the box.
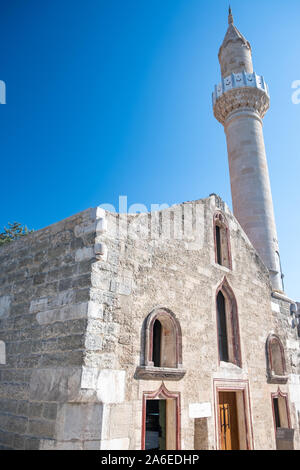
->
(152, 320), (162, 367)
(271, 389), (291, 435)
(216, 278), (241, 367)
(213, 212), (232, 269)
(266, 334), (288, 383)
(136, 308), (185, 381)
(217, 291), (229, 362)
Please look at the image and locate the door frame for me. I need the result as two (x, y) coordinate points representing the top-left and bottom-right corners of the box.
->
(141, 382), (181, 450)
(213, 379), (253, 450)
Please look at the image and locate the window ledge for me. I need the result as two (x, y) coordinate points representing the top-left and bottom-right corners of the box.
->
(267, 373), (288, 384)
(219, 361), (243, 371)
(213, 262), (231, 273)
(135, 366), (186, 381)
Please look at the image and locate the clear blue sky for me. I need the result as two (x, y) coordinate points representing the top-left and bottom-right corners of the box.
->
(0, 0), (299, 300)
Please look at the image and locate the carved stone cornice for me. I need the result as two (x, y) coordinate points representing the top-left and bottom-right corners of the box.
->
(213, 86), (270, 125)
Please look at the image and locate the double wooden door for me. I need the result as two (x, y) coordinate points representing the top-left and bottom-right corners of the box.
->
(219, 392), (239, 450)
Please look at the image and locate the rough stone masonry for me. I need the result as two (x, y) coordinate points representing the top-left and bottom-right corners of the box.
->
(0, 9), (299, 451)
(0, 196), (299, 450)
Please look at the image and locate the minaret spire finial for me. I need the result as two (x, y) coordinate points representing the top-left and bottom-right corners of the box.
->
(228, 6), (234, 25)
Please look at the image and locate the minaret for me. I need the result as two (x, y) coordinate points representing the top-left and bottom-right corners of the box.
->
(213, 8), (283, 292)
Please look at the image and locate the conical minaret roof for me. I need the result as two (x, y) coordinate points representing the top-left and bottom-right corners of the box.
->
(218, 7), (253, 78)
(218, 7), (251, 58)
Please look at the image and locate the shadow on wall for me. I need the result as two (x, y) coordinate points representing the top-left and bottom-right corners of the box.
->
(194, 418), (209, 450)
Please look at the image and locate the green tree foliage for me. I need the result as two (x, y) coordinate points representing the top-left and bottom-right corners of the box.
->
(0, 222), (34, 246)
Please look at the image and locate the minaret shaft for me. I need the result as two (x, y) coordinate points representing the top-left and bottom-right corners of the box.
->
(213, 10), (283, 292)
(225, 109), (281, 290)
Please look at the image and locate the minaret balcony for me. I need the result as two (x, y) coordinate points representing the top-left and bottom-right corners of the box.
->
(212, 71), (269, 106)
(212, 72), (270, 125)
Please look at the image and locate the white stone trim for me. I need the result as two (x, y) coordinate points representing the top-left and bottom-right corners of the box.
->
(80, 368), (126, 405)
(100, 438), (130, 450)
(0, 341), (6, 365)
(271, 302), (280, 313)
(213, 71), (269, 105)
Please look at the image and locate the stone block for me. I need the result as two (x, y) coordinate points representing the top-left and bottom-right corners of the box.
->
(1, 414), (28, 435)
(28, 401), (43, 418)
(42, 403), (58, 421)
(83, 440), (101, 450)
(96, 370), (125, 404)
(91, 271), (111, 290)
(81, 367), (98, 390)
(13, 434), (25, 449)
(29, 367), (82, 403)
(110, 277), (132, 296)
(47, 289), (76, 310)
(28, 418), (55, 438)
(88, 301), (104, 319)
(17, 400), (29, 417)
(0, 296), (11, 318)
(100, 438), (130, 450)
(40, 439), (82, 450)
(25, 437), (40, 450)
(75, 288), (90, 303)
(57, 334), (85, 352)
(0, 382), (29, 401)
(109, 403), (132, 439)
(56, 403), (103, 441)
(29, 298), (49, 314)
(36, 302), (89, 325)
(85, 333), (103, 351)
(75, 247), (94, 262)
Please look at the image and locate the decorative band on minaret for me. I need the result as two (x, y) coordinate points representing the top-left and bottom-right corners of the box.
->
(213, 9), (283, 292)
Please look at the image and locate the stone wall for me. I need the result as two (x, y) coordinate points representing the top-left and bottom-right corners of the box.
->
(0, 207), (101, 449)
(271, 293), (300, 447)
(80, 194), (299, 450)
(0, 195), (299, 450)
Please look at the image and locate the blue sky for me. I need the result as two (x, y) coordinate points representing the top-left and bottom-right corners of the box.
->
(0, 0), (299, 300)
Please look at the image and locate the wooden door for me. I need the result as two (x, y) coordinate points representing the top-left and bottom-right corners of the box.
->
(219, 392), (239, 450)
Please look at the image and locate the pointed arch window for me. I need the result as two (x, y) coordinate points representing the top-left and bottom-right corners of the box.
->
(216, 278), (241, 367)
(214, 212), (232, 269)
(217, 291), (229, 362)
(266, 334), (288, 384)
(136, 308), (186, 381)
(271, 389), (291, 431)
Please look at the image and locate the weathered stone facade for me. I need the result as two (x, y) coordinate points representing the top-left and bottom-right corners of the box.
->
(0, 209), (94, 449)
(0, 9), (299, 451)
(0, 196), (299, 450)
